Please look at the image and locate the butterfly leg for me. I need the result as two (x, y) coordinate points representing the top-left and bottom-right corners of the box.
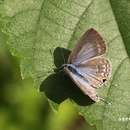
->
(89, 94), (100, 102)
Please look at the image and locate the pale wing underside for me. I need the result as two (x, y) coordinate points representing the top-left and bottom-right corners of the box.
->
(68, 28), (106, 65)
(64, 67), (99, 102)
(78, 57), (111, 88)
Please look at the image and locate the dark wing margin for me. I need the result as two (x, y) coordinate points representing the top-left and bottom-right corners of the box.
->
(68, 28), (106, 65)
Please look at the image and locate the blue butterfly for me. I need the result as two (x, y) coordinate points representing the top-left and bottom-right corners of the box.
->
(63, 28), (111, 102)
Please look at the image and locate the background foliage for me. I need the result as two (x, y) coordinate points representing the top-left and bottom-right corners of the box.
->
(0, 0), (130, 130)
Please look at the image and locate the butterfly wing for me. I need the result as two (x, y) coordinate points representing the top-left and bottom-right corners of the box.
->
(77, 57), (111, 88)
(64, 67), (99, 102)
(68, 28), (106, 65)
(65, 28), (111, 101)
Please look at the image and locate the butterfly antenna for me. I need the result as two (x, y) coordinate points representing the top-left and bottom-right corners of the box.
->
(99, 97), (111, 105)
(49, 49), (53, 58)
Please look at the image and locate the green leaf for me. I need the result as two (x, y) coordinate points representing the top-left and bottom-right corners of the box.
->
(1, 0), (130, 130)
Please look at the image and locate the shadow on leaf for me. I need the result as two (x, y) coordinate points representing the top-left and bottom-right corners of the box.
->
(40, 47), (94, 106)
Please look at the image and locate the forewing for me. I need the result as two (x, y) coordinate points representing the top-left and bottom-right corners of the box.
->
(64, 67), (99, 102)
(68, 28), (106, 65)
(78, 57), (111, 88)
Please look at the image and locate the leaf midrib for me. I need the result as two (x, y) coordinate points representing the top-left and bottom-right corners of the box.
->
(67, 0), (94, 49)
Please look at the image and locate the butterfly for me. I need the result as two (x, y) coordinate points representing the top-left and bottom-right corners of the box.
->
(62, 28), (111, 102)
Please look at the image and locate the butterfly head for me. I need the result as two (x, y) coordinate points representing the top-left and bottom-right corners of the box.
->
(56, 64), (71, 72)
